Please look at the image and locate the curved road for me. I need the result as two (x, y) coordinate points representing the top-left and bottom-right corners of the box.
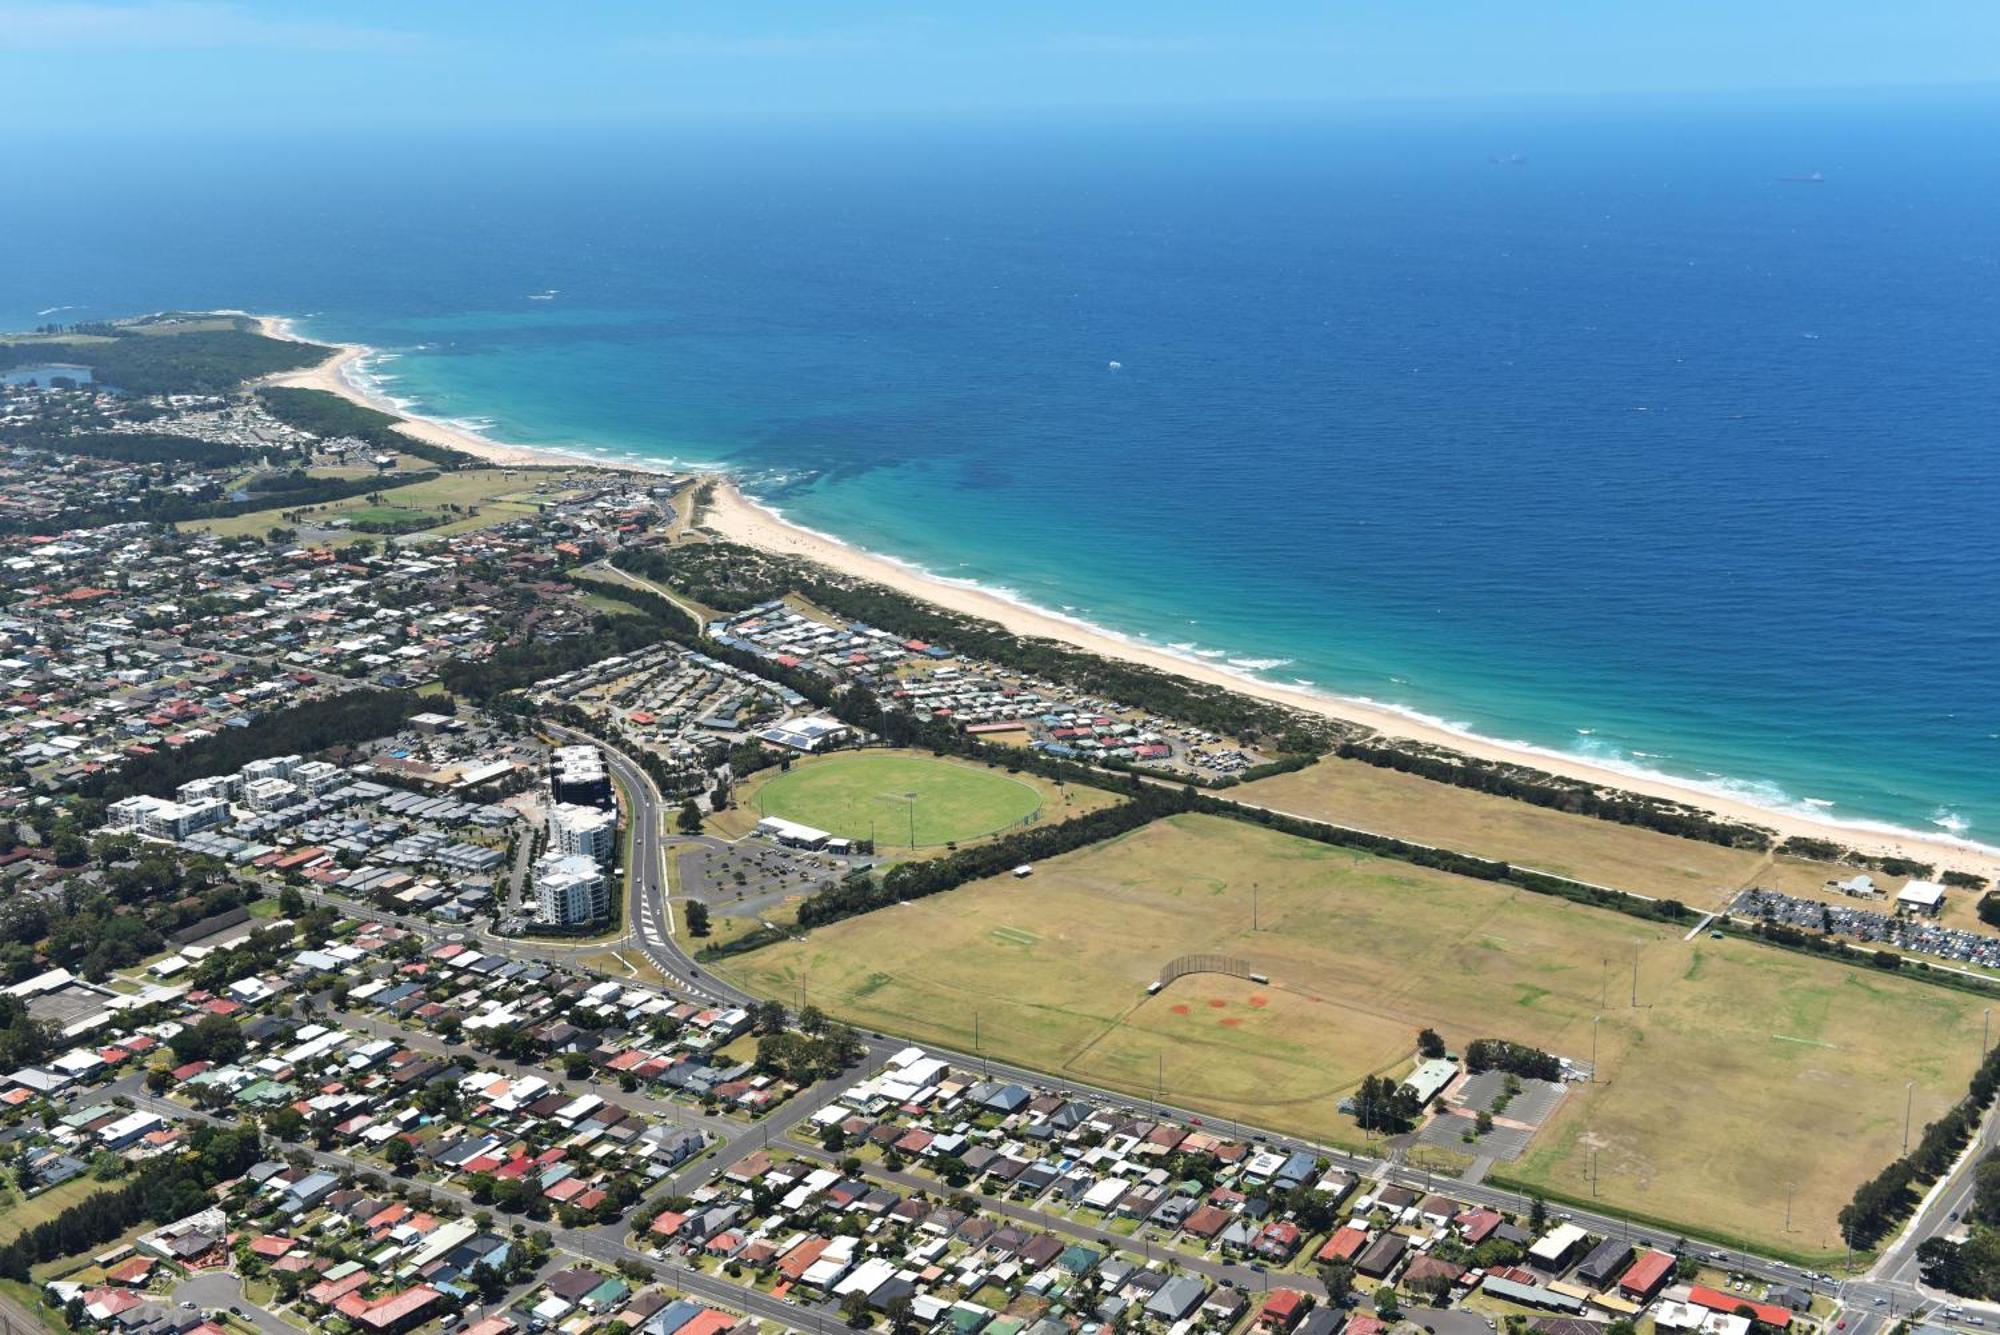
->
(302, 723), (1980, 1332)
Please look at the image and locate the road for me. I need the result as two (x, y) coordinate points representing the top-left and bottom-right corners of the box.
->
(265, 725), (2000, 1331)
(110, 1072), (833, 1332)
(517, 734), (1851, 1279)
(172, 1272), (297, 1335)
(319, 1003), (743, 1145)
(542, 721), (727, 1005)
(785, 1141), (1307, 1296)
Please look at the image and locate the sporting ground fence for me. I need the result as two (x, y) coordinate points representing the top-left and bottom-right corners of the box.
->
(1155, 954), (1257, 987)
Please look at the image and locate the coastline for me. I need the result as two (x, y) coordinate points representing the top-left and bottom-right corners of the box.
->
(237, 313), (2000, 881)
(705, 479), (2000, 881)
(252, 315), (659, 475)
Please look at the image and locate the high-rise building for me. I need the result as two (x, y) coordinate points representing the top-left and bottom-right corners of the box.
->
(535, 852), (609, 926)
(548, 803), (617, 863)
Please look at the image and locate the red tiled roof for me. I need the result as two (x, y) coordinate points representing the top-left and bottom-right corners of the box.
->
(1619, 1250), (1675, 1296)
(1316, 1225), (1369, 1262)
(1689, 1286), (1791, 1328)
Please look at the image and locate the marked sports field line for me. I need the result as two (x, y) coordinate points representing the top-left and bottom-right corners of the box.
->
(1771, 1033), (1838, 1049)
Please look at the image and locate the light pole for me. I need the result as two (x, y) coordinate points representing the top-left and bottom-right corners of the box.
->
(1591, 1016), (1599, 1082)
(1984, 1007), (1991, 1057)
(1904, 1080), (1915, 1153)
(904, 792), (918, 848)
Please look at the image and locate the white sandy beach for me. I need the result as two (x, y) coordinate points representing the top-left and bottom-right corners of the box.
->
(705, 479), (2000, 881)
(253, 315), (608, 472)
(238, 313), (1999, 880)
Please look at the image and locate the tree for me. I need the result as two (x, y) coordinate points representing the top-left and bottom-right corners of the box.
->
(1529, 1197), (1548, 1234)
(685, 901), (711, 938)
(753, 998), (786, 1034)
(264, 1108), (306, 1142)
(384, 1138), (416, 1172)
(170, 1013), (245, 1065)
(840, 1289), (873, 1327)
(1975, 1152), (2000, 1225)
(1318, 1259), (1355, 1305)
(677, 801), (703, 834)
(1417, 1028), (1446, 1059)
(1353, 1074), (1419, 1133)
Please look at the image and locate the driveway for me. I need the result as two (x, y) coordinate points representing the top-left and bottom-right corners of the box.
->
(173, 1269), (299, 1335)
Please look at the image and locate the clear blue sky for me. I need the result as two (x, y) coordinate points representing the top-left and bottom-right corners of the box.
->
(4, 0), (1999, 132)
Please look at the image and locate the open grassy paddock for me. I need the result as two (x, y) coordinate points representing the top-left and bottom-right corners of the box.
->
(712, 749), (1117, 849)
(0, 1175), (113, 1245)
(1237, 754), (1871, 909)
(1237, 755), (2000, 949)
(724, 811), (1984, 1257)
(182, 466), (604, 540)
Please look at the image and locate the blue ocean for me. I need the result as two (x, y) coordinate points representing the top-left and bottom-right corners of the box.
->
(8, 92), (2000, 844)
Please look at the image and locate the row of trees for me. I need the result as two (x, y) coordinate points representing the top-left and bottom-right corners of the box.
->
(0, 1122), (264, 1280)
(92, 687), (439, 800)
(612, 543), (1330, 754)
(1840, 1040), (2000, 1248)
(1464, 1039), (1562, 1081)
(795, 787), (1177, 929)
(0, 467), (429, 536)
(784, 752), (1700, 939)
(1919, 1153), (2000, 1295)
(1336, 739), (1773, 850)
(257, 385), (475, 470)
(2, 426), (259, 468)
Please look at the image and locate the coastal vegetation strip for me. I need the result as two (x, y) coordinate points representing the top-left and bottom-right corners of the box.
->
(0, 314), (327, 396)
(612, 542), (1335, 758)
(256, 384), (477, 470)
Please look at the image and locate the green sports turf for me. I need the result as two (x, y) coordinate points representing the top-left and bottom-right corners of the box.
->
(753, 752), (1043, 847)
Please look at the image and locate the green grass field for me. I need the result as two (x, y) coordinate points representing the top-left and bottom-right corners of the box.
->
(344, 505), (449, 532)
(0, 1176), (112, 1245)
(184, 467), (599, 540)
(1236, 755), (2000, 947)
(724, 811), (1983, 1258)
(739, 751), (1052, 848)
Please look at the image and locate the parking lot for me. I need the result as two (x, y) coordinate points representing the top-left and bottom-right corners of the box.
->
(1729, 887), (2000, 970)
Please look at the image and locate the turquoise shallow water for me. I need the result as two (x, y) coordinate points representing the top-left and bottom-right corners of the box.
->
(6, 96), (2000, 844)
